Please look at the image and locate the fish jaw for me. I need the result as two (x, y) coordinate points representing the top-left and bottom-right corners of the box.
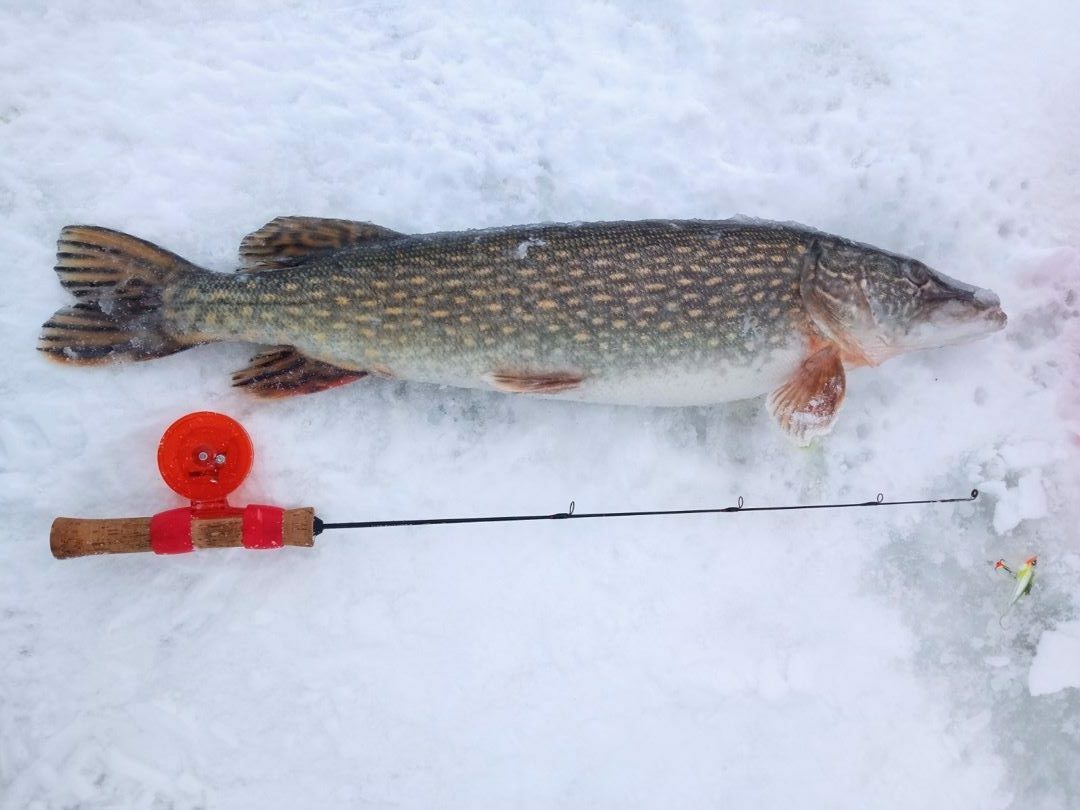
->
(890, 279), (1007, 355)
(852, 298), (1007, 366)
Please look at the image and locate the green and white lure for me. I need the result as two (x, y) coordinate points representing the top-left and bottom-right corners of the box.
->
(993, 555), (1037, 624)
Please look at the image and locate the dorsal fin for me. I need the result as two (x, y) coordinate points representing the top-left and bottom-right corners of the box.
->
(238, 216), (404, 272)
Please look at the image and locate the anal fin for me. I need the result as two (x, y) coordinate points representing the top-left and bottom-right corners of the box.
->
(239, 216), (404, 271)
(766, 345), (846, 445)
(487, 370), (584, 394)
(232, 346), (367, 398)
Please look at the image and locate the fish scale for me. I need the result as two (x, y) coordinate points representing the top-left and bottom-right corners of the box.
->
(39, 216), (1006, 443)
(174, 220), (811, 376)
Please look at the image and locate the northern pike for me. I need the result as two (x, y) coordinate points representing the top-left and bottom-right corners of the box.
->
(39, 216), (1006, 442)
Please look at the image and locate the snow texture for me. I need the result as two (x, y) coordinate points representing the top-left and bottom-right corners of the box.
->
(1029, 621), (1080, 697)
(2, 1), (1079, 808)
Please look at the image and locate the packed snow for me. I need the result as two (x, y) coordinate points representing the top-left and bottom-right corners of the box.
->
(1030, 620), (1080, 697)
(2, 2), (1078, 808)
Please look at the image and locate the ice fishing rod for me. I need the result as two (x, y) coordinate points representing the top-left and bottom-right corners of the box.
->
(50, 411), (980, 560)
(314, 492), (980, 533)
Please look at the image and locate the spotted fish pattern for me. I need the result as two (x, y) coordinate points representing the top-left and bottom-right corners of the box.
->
(39, 216), (1006, 443)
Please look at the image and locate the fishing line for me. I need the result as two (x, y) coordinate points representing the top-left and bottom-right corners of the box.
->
(313, 489), (980, 534)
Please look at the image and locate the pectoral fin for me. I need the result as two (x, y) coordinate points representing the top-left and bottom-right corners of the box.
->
(232, 346), (367, 397)
(766, 345), (846, 445)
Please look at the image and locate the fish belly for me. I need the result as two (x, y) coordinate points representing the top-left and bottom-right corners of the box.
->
(566, 353), (805, 406)
(342, 342), (808, 407)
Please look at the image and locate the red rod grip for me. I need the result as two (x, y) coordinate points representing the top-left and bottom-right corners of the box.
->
(243, 505), (285, 549)
(149, 508), (195, 555)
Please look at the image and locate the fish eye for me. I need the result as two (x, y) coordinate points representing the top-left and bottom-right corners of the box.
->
(903, 262), (931, 286)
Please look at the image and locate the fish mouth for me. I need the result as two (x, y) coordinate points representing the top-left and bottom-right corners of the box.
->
(889, 271), (1006, 354)
(976, 287), (1008, 330)
(983, 305), (1008, 330)
(918, 285), (1007, 346)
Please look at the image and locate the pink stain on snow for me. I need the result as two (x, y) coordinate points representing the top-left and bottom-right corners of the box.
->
(1022, 248), (1080, 447)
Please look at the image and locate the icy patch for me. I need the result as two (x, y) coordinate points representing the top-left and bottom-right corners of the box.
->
(989, 470), (1048, 535)
(513, 237), (546, 259)
(1029, 621), (1080, 696)
(975, 440), (1062, 534)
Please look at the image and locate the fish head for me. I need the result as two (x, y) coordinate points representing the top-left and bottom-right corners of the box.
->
(800, 240), (1007, 365)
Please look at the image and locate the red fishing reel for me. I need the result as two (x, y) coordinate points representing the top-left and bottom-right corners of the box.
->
(50, 412), (315, 558)
(156, 411), (254, 512)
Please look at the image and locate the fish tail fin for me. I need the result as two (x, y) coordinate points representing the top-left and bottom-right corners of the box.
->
(39, 226), (204, 364)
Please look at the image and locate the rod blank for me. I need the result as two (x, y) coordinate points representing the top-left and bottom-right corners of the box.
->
(314, 490), (979, 534)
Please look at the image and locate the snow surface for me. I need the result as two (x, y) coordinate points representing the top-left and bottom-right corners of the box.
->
(1030, 620), (1080, 697)
(2, 1), (1079, 808)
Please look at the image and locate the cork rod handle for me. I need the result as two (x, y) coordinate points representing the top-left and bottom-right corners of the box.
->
(50, 508), (316, 559)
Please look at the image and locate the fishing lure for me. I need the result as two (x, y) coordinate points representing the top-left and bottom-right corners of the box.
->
(993, 555), (1038, 623)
